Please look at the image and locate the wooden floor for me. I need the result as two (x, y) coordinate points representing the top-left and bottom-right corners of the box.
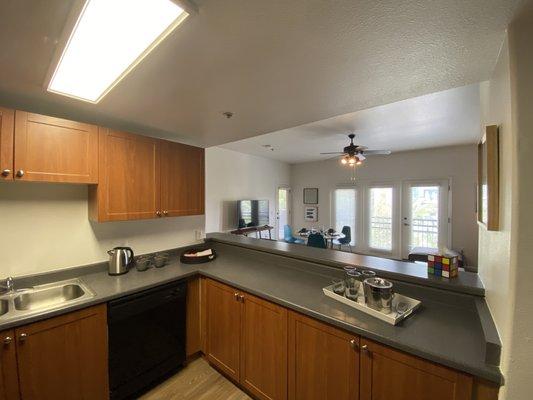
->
(140, 357), (251, 400)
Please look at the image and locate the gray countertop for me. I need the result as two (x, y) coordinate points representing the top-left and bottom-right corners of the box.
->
(0, 240), (502, 384)
(206, 233), (486, 296)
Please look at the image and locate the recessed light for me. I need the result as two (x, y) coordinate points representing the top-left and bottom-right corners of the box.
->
(47, 0), (189, 103)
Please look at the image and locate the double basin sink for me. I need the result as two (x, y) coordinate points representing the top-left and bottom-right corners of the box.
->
(0, 279), (95, 321)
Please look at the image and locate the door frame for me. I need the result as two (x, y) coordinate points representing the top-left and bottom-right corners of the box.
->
(276, 186), (292, 240)
(400, 178), (451, 259)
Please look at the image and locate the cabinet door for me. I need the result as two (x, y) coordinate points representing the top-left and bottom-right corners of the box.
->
(91, 128), (160, 221)
(14, 111), (98, 183)
(0, 329), (20, 400)
(241, 292), (287, 400)
(206, 279), (241, 382)
(0, 107), (14, 181)
(360, 339), (472, 400)
(160, 140), (205, 217)
(288, 312), (359, 400)
(15, 305), (108, 400)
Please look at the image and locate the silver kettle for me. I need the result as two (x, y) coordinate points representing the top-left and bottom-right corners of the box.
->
(107, 247), (134, 275)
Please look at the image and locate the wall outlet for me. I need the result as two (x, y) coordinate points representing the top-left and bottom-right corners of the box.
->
(195, 229), (205, 241)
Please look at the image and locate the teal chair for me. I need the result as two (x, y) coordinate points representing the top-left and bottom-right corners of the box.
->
(307, 233), (327, 249)
(283, 225), (304, 244)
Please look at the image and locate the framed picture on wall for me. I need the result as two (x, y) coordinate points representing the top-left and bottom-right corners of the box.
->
(303, 188), (319, 204)
(304, 206), (318, 222)
(477, 125), (499, 231)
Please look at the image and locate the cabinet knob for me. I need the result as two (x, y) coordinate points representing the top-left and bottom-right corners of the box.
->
(361, 344), (370, 354)
(234, 292), (239, 301)
(163, 210), (168, 216)
(3, 336), (12, 345)
(350, 339), (359, 350)
(239, 294), (245, 302)
(1, 169), (10, 177)
(15, 170), (24, 178)
(18, 333), (28, 343)
(156, 211), (162, 217)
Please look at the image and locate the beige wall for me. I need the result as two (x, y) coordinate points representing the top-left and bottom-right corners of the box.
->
(290, 145), (479, 264)
(205, 147), (291, 234)
(0, 183), (205, 277)
(478, 3), (533, 398)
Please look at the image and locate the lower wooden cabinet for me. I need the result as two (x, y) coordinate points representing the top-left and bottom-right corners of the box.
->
(288, 312), (359, 400)
(1, 304), (108, 400)
(203, 279), (493, 400)
(0, 329), (20, 400)
(359, 338), (473, 400)
(206, 279), (288, 400)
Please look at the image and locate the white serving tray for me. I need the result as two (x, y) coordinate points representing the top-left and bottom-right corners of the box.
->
(323, 284), (421, 325)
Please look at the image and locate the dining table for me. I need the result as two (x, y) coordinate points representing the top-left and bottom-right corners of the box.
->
(298, 231), (345, 249)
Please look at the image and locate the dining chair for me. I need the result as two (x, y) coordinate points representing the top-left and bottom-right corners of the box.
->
(283, 225), (305, 244)
(333, 226), (352, 252)
(307, 232), (327, 249)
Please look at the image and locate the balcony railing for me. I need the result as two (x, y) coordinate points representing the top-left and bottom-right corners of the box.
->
(370, 216), (392, 250)
(370, 217), (439, 250)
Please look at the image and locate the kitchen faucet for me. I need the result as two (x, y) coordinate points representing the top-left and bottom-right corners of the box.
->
(0, 277), (14, 294)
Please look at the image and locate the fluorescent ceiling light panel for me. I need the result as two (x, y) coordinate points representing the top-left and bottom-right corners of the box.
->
(48, 0), (188, 103)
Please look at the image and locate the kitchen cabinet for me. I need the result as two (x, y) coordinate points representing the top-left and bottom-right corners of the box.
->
(359, 338), (472, 400)
(13, 111), (98, 183)
(89, 128), (161, 221)
(15, 304), (108, 400)
(206, 279), (242, 381)
(0, 107), (14, 181)
(206, 279), (288, 400)
(288, 311), (359, 400)
(89, 128), (205, 222)
(161, 140), (205, 217)
(0, 329), (20, 400)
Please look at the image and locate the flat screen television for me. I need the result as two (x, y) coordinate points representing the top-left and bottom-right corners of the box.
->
(237, 200), (269, 228)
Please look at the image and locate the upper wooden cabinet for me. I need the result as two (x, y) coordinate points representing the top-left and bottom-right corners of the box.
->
(14, 111), (98, 183)
(288, 311), (359, 400)
(90, 128), (205, 222)
(0, 107), (14, 181)
(90, 128), (161, 221)
(359, 338), (473, 400)
(0, 329), (20, 400)
(161, 140), (205, 217)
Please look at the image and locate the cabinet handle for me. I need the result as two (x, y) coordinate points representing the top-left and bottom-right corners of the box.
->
(3, 336), (12, 345)
(163, 210), (168, 216)
(18, 333), (28, 343)
(15, 170), (24, 178)
(1, 169), (10, 177)
(350, 339), (359, 350)
(156, 211), (162, 217)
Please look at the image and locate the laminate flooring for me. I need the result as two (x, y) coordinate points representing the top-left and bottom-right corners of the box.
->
(140, 357), (251, 400)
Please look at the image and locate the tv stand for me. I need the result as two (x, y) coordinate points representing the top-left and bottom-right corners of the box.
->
(230, 225), (274, 240)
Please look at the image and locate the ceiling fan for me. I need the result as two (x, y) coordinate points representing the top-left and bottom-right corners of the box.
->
(320, 134), (391, 166)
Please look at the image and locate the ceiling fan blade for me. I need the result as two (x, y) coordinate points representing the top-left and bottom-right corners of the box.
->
(363, 150), (391, 155)
(320, 152), (345, 155)
(357, 154), (366, 161)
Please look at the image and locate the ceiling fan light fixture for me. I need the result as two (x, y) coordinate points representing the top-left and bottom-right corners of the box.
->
(341, 157), (348, 165)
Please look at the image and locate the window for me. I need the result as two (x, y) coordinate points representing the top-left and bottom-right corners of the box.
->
(48, 0), (189, 103)
(334, 188), (356, 245)
(409, 186), (439, 249)
(368, 187), (393, 251)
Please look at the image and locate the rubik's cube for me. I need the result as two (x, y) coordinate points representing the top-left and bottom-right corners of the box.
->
(427, 255), (458, 278)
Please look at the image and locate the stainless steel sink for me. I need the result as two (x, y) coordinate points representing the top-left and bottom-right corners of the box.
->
(0, 279), (95, 320)
(0, 299), (8, 316)
(14, 283), (86, 311)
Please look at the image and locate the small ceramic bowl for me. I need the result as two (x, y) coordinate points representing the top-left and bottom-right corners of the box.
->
(136, 257), (152, 271)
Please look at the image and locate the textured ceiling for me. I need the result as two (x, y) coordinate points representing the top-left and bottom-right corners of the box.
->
(222, 83), (481, 163)
(0, 0), (521, 146)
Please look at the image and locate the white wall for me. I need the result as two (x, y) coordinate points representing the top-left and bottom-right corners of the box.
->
(0, 182), (205, 277)
(290, 145), (478, 265)
(205, 147), (291, 234)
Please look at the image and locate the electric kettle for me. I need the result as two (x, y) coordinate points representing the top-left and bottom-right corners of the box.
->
(107, 247), (134, 275)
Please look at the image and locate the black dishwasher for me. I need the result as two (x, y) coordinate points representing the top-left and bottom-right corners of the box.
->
(108, 280), (187, 400)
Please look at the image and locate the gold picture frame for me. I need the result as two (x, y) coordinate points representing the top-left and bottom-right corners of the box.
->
(477, 125), (499, 230)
